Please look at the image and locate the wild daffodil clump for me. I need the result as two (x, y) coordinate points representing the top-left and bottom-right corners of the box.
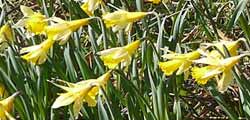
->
(159, 40), (244, 92)
(1, 0), (250, 119)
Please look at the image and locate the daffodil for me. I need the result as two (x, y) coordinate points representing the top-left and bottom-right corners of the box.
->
(0, 92), (20, 120)
(81, 0), (103, 16)
(159, 50), (200, 76)
(52, 71), (111, 118)
(102, 10), (148, 32)
(203, 39), (242, 58)
(147, 0), (161, 4)
(0, 24), (13, 50)
(192, 55), (244, 92)
(45, 18), (90, 45)
(16, 5), (47, 34)
(97, 40), (141, 69)
(20, 39), (55, 64)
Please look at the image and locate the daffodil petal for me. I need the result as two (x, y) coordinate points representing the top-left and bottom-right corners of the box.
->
(20, 45), (40, 54)
(217, 70), (233, 92)
(20, 5), (34, 16)
(97, 47), (121, 55)
(193, 57), (220, 66)
(50, 82), (72, 92)
(176, 61), (191, 75)
(73, 96), (84, 118)
(4, 111), (15, 120)
(113, 49), (128, 59)
(56, 30), (72, 45)
(219, 55), (243, 68)
(52, 92), (77, 108)
(56, 79), (76, 88)
(202, 68), (222, 79)
(49, 17), (66, 23)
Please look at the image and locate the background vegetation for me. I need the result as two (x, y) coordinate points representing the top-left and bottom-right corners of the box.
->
(1, 0), (250, 119)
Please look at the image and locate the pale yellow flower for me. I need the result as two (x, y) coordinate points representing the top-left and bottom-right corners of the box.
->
(147, 0), (161, 4)
(45, 18), (90, 45)
(16, 5), (47, 35)
(52, 71), (111, 118)
(20, 39), (55, 64)
(0, 24), (13, 50)
(81, 0), (103, 16)
(97, 40), (141, 69)
(102, 10), (147, 32)
(203, 39), (242, 58)
(192, 55), (244, 92)
(159, 50), (200, 76)
(0, 92), (20, 120)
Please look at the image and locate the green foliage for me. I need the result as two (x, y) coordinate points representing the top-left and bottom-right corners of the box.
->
(0, 0), (250, 119)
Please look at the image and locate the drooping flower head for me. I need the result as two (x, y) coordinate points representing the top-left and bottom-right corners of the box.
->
(202, 39), (242, 58)
(192, 54), (244, 92)
(0, 92), (20, 120)
(97, 40), (141, 69)
(20, 38), (55, 65)
(0, 24), (13, 50)
(81, 0), (103, 16)
(102, 10), (148, 32)
(159, 50), (200, 76)
(16, 6), (48, 35)
(45, 18), (90, 45)
(52, 71), (111, 118)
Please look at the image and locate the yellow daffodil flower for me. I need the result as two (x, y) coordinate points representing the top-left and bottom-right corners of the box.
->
(45, 18), (90, 45)
(192, 54), (244, 92)
(203, 39), (242, 58)
(97, 40), (141, 69)
(20, 39), (55, 65)
(159, 50), (200, 76)
(102, 10), (148, 32)
(16, 6), (47, 35)
(0, 24), (13, 50)
(81, 0), (103, 16)
(52, 71), (111, 118)
(0, 92), (20, 120)
(147, 0), (161, 4)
